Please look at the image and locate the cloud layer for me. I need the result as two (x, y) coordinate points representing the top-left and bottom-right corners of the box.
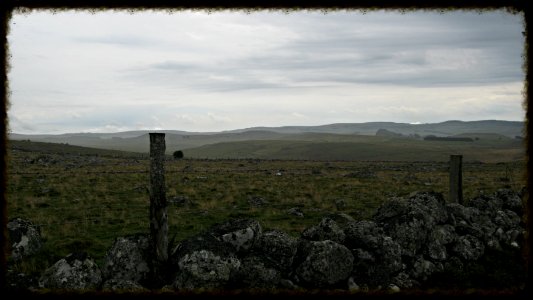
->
(7, 9), (526, 134)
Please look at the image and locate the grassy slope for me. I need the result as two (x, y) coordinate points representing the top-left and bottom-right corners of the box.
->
(9, 120), (525, 155)
(5, 140), (527, 289)
(8, 131), (525, 163)
(184, 134), (525, 162)
(7, 139), (146, 158)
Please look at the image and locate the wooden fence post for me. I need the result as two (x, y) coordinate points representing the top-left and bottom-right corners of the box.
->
(449, 154), (463, 204)
(149, 133), (168, 264)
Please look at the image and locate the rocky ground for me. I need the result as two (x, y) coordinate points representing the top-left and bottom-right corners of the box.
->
(5, 188), (528, 296)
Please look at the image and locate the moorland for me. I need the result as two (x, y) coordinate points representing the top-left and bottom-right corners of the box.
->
(5, 133), (527, 281)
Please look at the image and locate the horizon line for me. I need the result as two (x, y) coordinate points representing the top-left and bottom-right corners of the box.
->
(8, 119), (525, 136)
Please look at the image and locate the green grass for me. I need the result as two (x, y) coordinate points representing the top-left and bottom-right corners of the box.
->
(183, 136), (524, 162)
(5, 141), (527, 277)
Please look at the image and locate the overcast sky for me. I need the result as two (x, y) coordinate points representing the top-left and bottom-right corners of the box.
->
(7, 9), (526, 134)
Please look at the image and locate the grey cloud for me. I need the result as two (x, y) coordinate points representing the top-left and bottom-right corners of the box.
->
(72, 34), (163, 47)
(150, 61), (200, 71)
(123, 59), (292, 92)
(119, 10), (524, 93)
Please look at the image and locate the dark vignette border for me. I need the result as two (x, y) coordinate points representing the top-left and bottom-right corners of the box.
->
(0, 0), (530, 298)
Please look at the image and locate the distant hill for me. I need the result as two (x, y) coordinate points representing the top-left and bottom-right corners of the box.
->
(183, 135), (524, 162)
(6, 140), (145, 158)
(8, 120), (525, 162)
(224, 120), (524, 137)
(375, 128), (404, 137)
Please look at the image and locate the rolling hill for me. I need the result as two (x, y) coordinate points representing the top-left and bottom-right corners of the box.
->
(183, 135), (525, 162)
(8, 120), (525, 162)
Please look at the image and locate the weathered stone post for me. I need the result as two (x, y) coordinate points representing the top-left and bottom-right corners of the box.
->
(449, 154), (463, 204)
(149, 133), (168, 265)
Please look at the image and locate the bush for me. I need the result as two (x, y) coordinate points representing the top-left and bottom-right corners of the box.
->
(173, 150), (184, 160)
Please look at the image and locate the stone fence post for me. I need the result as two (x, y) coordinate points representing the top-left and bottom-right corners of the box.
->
(149, 133), (168, 264)
(449, 154), (463, 204)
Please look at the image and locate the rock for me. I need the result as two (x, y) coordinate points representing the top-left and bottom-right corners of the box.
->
(101, 234), (151, 286)
(426, 224), (457, 261)
(406, 191), (448, 225)
(375, 236), (403, 275)
(446, 203), (480, 225)
(248, 196), (268, 207)
(294, 240), (354, 288)
(210, 218), (263, 254)
(301, 217), (345, 244)
(173, 250), (241, 290)
(373, 197), (409, 224)
(38, 252), (102, 290)
(387, 284), (401, 293)
(343, 220), (384, 250)
(323, 212), (356, 228)
(5, 269), (39, 291)
(287, 207), (304, 217)
(409, 256), (438, 282)
(470, 212), (498, 243)
(494, 209), (521, 229)
(7, 218), (43, 262)
(347, 276), (360, 292)
(391, 272), (418, 289)
(168, 195), (196, 207)
(496, 188), (523, 214)
(171, 232), (235, 262)
(351, 237), (403, 288)
(443, 256), (464, 273)
(451, 234), (485, 261)
(279, 279), (299, 290)
(468, 194), (501, 217)
(375, 192), (448, 257)
(231, 256), (281, 289)
(335, 199), (347, 211)
(344, 170), (377, 179)
(350, 248), (376, 286)
(254, 230), (298, 274)
(101, 279), (150, 293)
(23, 185), (525, 292)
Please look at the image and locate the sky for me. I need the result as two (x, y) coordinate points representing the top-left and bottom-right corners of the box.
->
(6, 9), (526, 134)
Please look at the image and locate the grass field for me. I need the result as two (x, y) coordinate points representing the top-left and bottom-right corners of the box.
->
(4, 140), (528, 278)
(183, 133), (525, 162)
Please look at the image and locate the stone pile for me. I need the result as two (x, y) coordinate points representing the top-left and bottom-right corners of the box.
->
(6, 188), (526, 293)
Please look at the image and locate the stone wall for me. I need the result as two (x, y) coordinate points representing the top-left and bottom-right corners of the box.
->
(6, 188), (527, 294)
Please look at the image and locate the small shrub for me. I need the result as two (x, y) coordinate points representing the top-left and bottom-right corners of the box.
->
(173, 150), (184, 160)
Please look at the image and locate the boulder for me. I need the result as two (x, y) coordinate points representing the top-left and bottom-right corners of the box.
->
(231, 255), (281, 289)
(38, 252), (102, 290)
(468, 194), (502, 217)
(350, 236), (403, 288)
(409, 256), (441, 282)
(495, 188), (523, 214)
(425, 224), (457, 261)
(301, 217), (346, 244)
(172, 249), (241, 290)
(374, 192), (448, 257)
(446, 203), (480, 225)
(210, 218), (263, 254)
(101, 234), (151, 286)
(323, 212), (356, 228)
(343, 220), (384, 250)
(254, 230), (298, 274)
(451, 234), (485, 261)
(294, 240), (354, 288)
(7, 218), (43, 261)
